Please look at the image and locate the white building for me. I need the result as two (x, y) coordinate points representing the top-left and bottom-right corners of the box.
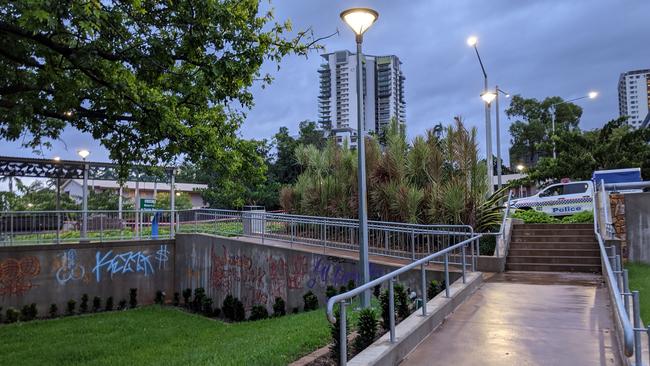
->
(618, 69), (650, 129)
(318, 51), (406, 147)
(61, 179), (208, 209)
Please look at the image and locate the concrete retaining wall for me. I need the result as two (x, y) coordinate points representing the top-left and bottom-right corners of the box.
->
(0, 240), (174, 314)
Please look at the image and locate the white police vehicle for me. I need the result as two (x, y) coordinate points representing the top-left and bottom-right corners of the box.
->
(510, 181), (593, 216)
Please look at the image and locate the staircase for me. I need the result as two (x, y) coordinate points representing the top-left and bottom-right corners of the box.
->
(506, 223), (601, 273)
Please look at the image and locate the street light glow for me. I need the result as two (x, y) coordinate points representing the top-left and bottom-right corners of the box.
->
(588, 91), (599, 99)
(516, 164), (525, 172)
(340, 8), (378, 36)
(53, 156), (61, 162)
(77, 149), (90, 159)
(466, 36), (478, 47)
(481, 91), (497, 104)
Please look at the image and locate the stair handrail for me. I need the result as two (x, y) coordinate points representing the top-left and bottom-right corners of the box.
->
(480, 190), (513, 258)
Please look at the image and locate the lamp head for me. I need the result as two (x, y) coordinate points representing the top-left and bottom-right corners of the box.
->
(77, 149), (90, 160)
(340, 8), (379, 36)
(516, 164), (525, 172)
(466, 36), (478, 47)
(53, 156), (61, 162)
(481, 90), (497, 104)
(588, 91), (598, 99)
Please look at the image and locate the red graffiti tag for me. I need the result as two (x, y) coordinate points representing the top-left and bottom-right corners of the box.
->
(287, 255), (308, 289)
(0, 256), (40, 296)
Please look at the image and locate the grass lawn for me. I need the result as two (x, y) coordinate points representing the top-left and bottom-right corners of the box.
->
(625, 262), (650, 322)
(0, 306), (332, 366)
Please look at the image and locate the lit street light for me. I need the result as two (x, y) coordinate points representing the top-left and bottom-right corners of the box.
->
(494, 86), (511, 190)
(467, 36), (494, 195)
(340, 7), (378, 309)
(549, 91), (599, 159)
(481, 90), (497, 104)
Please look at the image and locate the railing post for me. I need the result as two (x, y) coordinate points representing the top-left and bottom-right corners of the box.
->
(623, 269), (630, 316)
(194, 211), (198, 233)
(616, 254), (623, 291)
(444, 253), (450, 298)
(411, 228), (415, 261)
(56, 212), (61, 244)
(471, 237), (476, 272)
(633, 291), (642, 366)
(262, 212), (266, 244)
(100, 215), (104, 243)
(339, 300), (347, 366)
(421, 263), (427, 316)
(461, 245), (466, 284)
(389, 278), (396, 343)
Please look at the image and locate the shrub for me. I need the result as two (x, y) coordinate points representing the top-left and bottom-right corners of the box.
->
(129, 288), (138, 308)
(373, 284), (381, 299)
(326, 285), (338, 299)
(427, 280), (442, 300)
(173, 292), (180, 307)
(354, 308), (378, 353)
(118, 299), (127, 310)
(105, 297), (114, 311)
(66, 300), (76, 316)
(273, 297), (286, 317)
(193, 288), (206, 311)
(303, 291), (318, 311)
(561, 210), (594, 223)
(512, 210), (559, 223)
(479, 235), (497, 256)
(0, 306), (2, 322)
(49, 304), (58, 318)
(233, 298), (245, 322)
(347, 279), (356, 291)
(80, 294), (89, 313)
(92, 296), (101, 312)
(379, 290), (392, 330)
(329, 307), (349, 362)
(202, 297), (213, 315)
(394, 284), (410, 320)
(182, 288), (192, 307)
(213, 307), (221, 317)
(339, 285), (347, 294)
(20, 305), (32, 321)
(6, 307), (19, 323)
(155, 290), (165, 305)
(249, 305), (269, 321)
(292, 307), (299, 314)
(223, 295), (235, 320)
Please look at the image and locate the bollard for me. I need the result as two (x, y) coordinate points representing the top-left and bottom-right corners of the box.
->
(633, 291), (642, 366)
(389, 278), (396, 343)
(339, 301), (347, 366)
(421, 263), (427, 316)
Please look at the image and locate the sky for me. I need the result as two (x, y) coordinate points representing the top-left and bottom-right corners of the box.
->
(2, 0), (649, 168)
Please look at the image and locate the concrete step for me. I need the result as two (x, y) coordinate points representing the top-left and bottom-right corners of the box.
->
(509, 242), (599, 250)
(508, 248), (600, 257)
(513, 223), (594, 230)
(511, 235), (597, 243)
(505, 262), (601, 273)
(513, 229), (594, 236)
(507, 255), (601, 265)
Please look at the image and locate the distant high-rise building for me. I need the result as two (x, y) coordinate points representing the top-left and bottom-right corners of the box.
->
(618, 69), (650, 129)
(318, 50), (405, 147)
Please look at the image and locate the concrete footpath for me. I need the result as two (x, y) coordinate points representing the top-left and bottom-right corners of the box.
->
(401, 272), (621, 366)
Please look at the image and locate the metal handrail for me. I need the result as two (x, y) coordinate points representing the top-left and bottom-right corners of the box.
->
(325, 234), (481, 365)
(479, 190), (513, 257)
(592, 188), (635, 357)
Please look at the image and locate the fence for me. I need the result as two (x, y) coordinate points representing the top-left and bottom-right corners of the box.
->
(325, 234), (481, 365)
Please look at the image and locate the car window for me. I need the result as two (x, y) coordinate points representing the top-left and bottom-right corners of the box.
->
(563, 183), (589, 195)
(539, 185), (562, 197)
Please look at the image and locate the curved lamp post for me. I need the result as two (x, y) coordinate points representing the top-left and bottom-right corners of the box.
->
(340, 7), (378, 308)
(550, 91), (598, 158)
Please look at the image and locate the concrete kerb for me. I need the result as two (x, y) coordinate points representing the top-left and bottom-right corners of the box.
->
(348, 271), (483, 366)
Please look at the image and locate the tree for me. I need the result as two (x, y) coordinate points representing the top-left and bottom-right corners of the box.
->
(154, 192), (192, 210)
(297, 120), (326, 149)
(506, 95), (583, 169)
(0, 1), (314, 179)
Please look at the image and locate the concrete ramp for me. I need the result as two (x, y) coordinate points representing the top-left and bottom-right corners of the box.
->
(401, 272), (621, 366)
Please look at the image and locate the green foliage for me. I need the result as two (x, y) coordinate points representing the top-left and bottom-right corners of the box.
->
(66, 300), (76, 316)
(427, 280), (443, 301)
(193, 288), (206, 312)
(233, 299), (246, 322)
(347, 279), (356, 291)
(0, 1), (313, 180)
(373, 285), (381, 299)
(303, 291), (318, 311)
(182, 288), (192, 307)
(154, 192), (192, 210)
(105, 297), (114, 312)
(6, 307), (19, 323)
(273, 297), (286, 317)
(172, 293), (180, 307)
(92, 297), (101, 312)
(329, 307), (349, 362)
(512, 210), (559, 223)
(202, 298), (214, 316)
(80, 294), (89, 313)
(326, 286), (338, 299)
(154, 291), (165, 305)
(354, 308), (378, 353)
(394, 284), (411, 320)
(561, 211), (594, 223)
(223, 295), (235, 320)
(339, 286), (347, 294)
(379, 290), (392, 330)
(129, 288), (138, 309)
(20, 303), (37, 321)
(48, 304), (58, 318)
(249, 305), (269, 321)
(479, 235), (497, 256)
(88, 190), (133, 210)
(118, 299), (127, 310)
(5, 181), (79, 211)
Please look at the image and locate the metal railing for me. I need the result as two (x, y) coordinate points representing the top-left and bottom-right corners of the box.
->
(325, 234), (481, 365)
(481, 190), (513, 257)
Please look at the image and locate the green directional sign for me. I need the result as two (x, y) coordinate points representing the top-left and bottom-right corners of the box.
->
(140, 198), (156, 211)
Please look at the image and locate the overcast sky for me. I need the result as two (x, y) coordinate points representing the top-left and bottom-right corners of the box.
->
(2, 0), (649, 167)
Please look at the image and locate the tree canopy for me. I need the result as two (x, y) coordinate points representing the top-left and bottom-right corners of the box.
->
(0, 1), (313, 179)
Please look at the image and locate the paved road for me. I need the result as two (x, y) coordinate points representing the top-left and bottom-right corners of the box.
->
(402, 272), (621, 366)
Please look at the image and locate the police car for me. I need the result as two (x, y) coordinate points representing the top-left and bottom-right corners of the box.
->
(510, 181), (593, 216)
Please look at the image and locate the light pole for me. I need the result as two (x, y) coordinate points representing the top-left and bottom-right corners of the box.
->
(468, 36), (494, 195)
(516, 164), (525, 197)
(549, 91), (598, 159)
(341, 7), (378, 308)
(494, 87), (510, 190)
(54, 156), (62, 244)
(77, 149), (90, 239)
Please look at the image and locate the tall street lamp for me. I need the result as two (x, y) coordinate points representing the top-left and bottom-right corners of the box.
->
(494, 86), (510, 190)
(77, 149), (90, 240)
(341, 7), (378, 308)
(549, 91), (598, 159)
(468, 36), (494, 195)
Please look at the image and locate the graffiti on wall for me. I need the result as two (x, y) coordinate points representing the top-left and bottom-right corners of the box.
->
(0, 256), (40, 296)
(93, 250), (155, 282)
(55, 249), (85, 285)
(155, 245), (170, 269)
(306, 257), (385, 289)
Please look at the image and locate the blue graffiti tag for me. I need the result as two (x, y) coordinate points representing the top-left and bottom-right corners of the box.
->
(92, 250), (155, 282)
(155, 245), (170, 269)
(56, 249), (85, 285)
